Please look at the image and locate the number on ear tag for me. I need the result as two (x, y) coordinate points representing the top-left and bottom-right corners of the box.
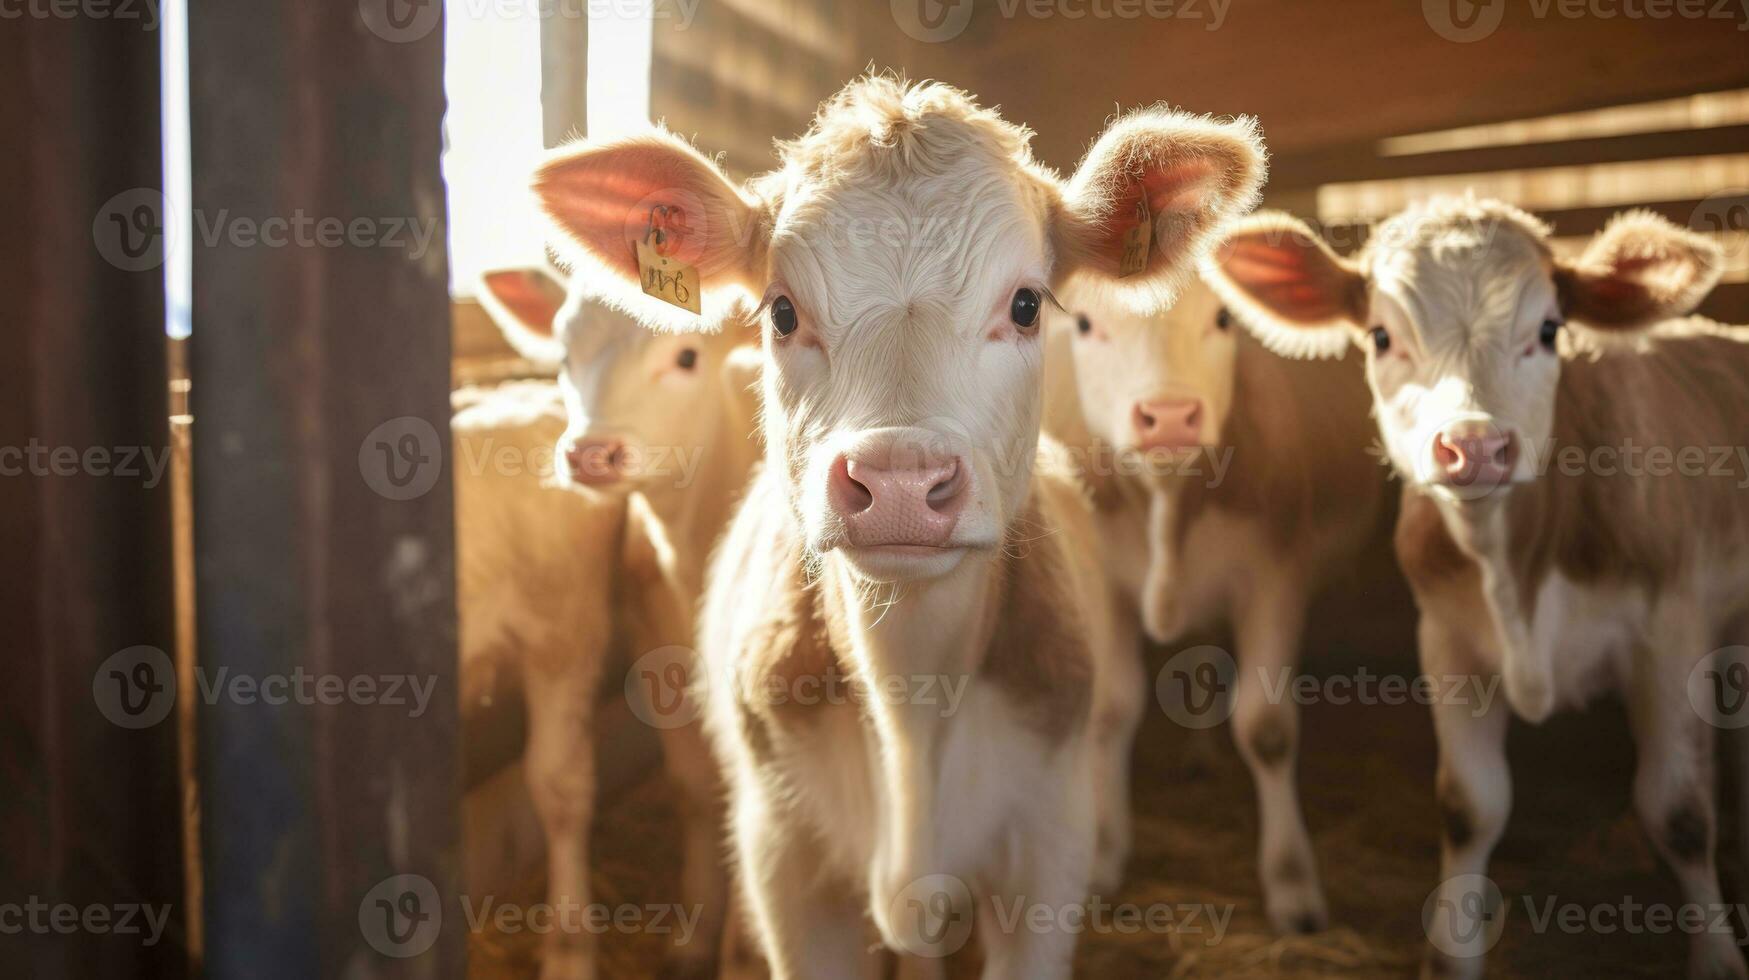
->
(635, 237), (701, 315)
(1118, 195), (1153, 279)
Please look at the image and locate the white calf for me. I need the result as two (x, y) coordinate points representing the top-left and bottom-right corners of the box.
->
(528, 75), (1266, 978)
(1209, 200), (1749, 979)
(1045, 273), (1386, 932)
(467, 269), (763, 980)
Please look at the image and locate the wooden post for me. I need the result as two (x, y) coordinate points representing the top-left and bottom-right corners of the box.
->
(188, 2), (461, 977)
(0, 10), (187, 979)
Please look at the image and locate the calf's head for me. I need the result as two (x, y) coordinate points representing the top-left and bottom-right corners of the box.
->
(531, 77), (1264, 579)
(1208, 200), (1722, 497)
(1058, 276), (1237, 467)
(479, 267), (756, 495)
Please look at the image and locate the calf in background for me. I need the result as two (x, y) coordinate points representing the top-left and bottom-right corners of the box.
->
(1044, 273), (1387, 933)
(1209, 199), (1749, 980)
(463, 268), (763, 980)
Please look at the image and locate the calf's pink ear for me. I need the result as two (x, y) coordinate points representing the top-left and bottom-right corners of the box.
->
(1204, 211), (1366, 360)
(477, 266), (567, 362)
(532, 131), (767, 330)
(1055, 109), (1267, 308)
(1556, 210), (1723, 330)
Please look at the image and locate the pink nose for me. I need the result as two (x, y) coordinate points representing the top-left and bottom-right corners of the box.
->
(1132, 397), (1204, 450)
(564, 437), (627, 485)
(829, 452), (966, 549)
(1432, 426), (1517, 488)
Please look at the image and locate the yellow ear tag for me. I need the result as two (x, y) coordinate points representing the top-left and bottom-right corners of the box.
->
(1118, 194), (1153, 279)
(634, 206), (702, 315)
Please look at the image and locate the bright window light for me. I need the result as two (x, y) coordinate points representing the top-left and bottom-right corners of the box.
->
(586, 2), (653, 140)
(443, 0), (547, 294)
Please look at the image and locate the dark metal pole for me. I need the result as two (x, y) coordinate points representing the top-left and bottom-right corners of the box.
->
(188, 2), (461, 976)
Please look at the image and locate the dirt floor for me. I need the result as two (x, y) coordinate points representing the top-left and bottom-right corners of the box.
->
(469, 582), (1718, 979)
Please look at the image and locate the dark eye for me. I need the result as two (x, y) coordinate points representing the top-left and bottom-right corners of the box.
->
(1075, 314), (1092, 335)
(1215, 307), (1232, 331)
(1539, 317), (1562, 351)
(1369, 325), (1391, 354)
(1011, 288), (1041, 330)
(675, 347), (698, 370)
(770, 296), (797, 338)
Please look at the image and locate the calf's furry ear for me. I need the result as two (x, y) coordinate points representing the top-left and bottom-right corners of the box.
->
(1054, 109), (1267, 312)
(532, 130), (769, 332)
(1556, 210), (1724, 330)
(1203, 211), (1365, 360)
(477, 266), (568, 363)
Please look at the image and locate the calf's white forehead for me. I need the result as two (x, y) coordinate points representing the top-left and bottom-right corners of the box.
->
(1367, 207), (1555, 354)
(770, 170), (1048, 332)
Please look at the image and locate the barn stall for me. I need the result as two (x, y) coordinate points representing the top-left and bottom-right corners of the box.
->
(4, 0), (1749, 977)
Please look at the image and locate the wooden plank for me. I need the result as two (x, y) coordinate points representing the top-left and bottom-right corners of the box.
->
(188, 2), (461, 976)
(849, 0), (1749, 170)
(1701, 281), (1749, 326)
(0, 13), (187, 979)
(1314, 193), (1749, 255)
(1271, 124), (1749, 192)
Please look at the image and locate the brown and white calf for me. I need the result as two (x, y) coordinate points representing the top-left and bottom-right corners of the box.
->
(1209, 199), (1749, 979)
(466, 269), (763, 980)
(1044, 273), (1386, 933)
(528, 76), (1266, 978)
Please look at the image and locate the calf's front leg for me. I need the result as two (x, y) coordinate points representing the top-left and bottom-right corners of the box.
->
(1630, 607), (1748, 980)
(524, 650), (607, 980)
(1231, 577), (1327, 934)
(1419, 620), (1511, 980)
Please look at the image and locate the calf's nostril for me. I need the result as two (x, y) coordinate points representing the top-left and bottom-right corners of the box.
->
(925, 462), (964, 512)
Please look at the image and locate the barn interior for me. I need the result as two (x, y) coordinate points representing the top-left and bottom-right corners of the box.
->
(6, 0), (1748, 977)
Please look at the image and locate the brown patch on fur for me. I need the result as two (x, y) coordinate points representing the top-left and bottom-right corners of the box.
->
(733, 536), (841, 747)
(1171, 329), (1385, 555)
(1394, 488), (1479, 597)
(1243, 710), (1293, 769)
(1504, 320), (1749, 609)
(980, 493), (1096, 743)
(1435, 770), (1475, 851)
(1272, 853), (1311, 887)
